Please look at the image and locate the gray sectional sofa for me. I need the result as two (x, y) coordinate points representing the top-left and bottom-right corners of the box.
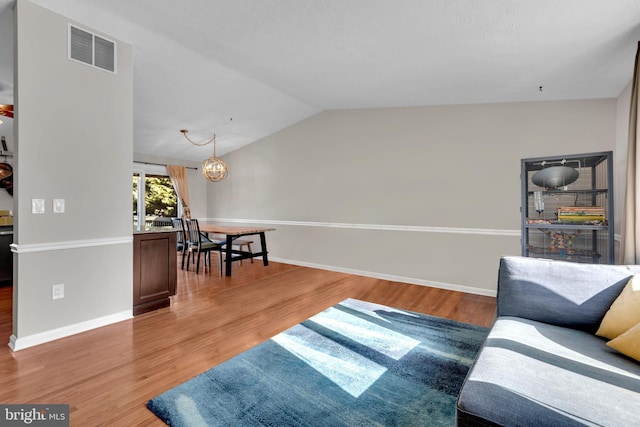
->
(457, 256), (640, 426)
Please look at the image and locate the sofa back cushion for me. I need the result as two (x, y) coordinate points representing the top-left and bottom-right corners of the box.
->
(497, 256), (640, 332)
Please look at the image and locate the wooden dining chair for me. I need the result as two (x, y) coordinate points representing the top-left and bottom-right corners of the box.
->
(185, 218), (223, 274)
(171, 218), (188, 270)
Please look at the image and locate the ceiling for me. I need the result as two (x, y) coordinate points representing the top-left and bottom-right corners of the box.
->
(2, 0), (640, 161)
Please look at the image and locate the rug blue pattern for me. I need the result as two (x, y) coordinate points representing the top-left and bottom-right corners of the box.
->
(147, 298), (489, 426)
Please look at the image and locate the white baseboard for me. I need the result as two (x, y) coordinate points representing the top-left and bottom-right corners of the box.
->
(270, 257), (497, 297)
(8, 310), (133, 351)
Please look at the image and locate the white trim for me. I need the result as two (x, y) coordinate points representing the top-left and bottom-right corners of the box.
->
(8, 310), (132, 351)
(271, 257), (497, 297)
(11, 236), (132, 254)
(206, 218), (520, 237)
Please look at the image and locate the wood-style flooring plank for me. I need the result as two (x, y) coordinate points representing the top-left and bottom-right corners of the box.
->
(0, 260), (496, 426)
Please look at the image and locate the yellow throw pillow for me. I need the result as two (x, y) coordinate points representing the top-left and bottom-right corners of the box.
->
(607, 322), (640, 362)
(596, 275), (640, 340)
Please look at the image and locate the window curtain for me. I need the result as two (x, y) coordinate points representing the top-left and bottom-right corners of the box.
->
(167, 165), (191, 219)
(621, 42), (640, 264)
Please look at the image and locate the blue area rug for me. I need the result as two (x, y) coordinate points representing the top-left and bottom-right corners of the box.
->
(147, 298), (489, 426)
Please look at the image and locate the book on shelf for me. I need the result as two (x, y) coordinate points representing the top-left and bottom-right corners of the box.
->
(557, 206), (605, 222)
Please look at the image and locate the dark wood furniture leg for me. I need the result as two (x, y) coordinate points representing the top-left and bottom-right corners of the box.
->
(259, 232), (269, 266)
(225, 234), (233, 276)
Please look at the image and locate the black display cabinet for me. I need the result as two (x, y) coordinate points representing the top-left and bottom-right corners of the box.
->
(521, 151), (614, 264)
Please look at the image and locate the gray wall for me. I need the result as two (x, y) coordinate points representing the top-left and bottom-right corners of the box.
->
(11, 0), (133, 349)
(207, 99), (617, 294)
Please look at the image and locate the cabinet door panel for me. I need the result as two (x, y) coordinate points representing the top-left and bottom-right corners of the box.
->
(133, 232), (177, 315)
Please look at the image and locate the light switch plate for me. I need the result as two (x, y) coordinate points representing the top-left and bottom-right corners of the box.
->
(52, 284), (64, 300)
(53, 198), (65, 214)
(32, 199), (45, 214)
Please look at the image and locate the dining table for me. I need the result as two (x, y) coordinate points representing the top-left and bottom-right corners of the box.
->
(198, 223), (276, 276)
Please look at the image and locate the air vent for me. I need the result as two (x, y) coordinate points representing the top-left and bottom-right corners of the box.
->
(94, 35), (115, 72)
(68, 25), (116, 73)
(69, 26), (92, 65)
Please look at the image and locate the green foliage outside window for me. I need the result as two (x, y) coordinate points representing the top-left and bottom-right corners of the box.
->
(132, 176), (138, 213)
(145, 176), (177, 217)
(132, 174), (178, 219)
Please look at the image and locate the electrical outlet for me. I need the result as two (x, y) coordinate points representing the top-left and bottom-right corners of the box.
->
(52, 284), (64, 300)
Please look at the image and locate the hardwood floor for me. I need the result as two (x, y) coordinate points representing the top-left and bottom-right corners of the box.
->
(0, 260), (496, 426)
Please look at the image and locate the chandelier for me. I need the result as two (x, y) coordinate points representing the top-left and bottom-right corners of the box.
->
(0, 105), (13, 126)
(180, 129), (228, 182)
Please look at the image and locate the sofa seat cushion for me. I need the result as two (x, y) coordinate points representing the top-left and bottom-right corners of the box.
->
(457, 317), (640, 427)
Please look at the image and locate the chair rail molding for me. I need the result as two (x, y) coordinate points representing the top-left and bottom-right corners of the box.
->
(205, 218), (520, 237)
(10, 236), (133, 254)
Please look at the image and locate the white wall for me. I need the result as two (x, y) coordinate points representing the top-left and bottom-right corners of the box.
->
(11, 0), (133, 350)
(207, 99), (617, 295)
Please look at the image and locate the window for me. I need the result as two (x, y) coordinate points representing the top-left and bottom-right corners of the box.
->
(133, 165), (180, 231)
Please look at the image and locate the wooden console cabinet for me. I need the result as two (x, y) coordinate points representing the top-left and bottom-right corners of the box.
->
(133, 230), (177, 315)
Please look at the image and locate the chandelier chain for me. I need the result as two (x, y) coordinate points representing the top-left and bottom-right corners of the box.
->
(180, 129), (216, 147)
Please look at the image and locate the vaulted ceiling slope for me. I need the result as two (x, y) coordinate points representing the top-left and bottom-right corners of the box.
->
(10, 1), (640, 160)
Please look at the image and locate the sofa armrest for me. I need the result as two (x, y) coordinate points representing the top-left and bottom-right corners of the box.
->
(496, 256), (638, 332)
